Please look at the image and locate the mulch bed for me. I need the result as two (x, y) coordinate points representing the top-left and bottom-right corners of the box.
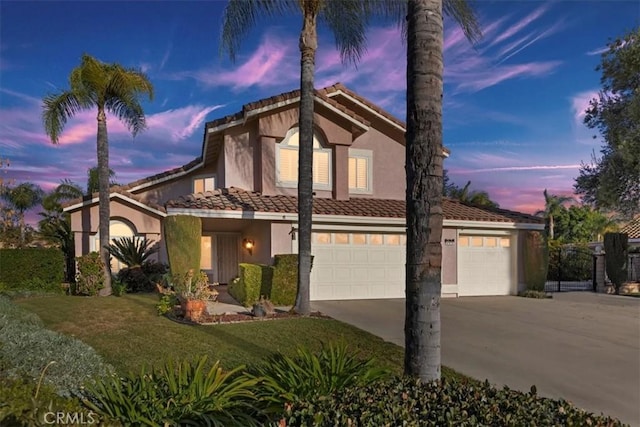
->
(167, 310), (330, 325)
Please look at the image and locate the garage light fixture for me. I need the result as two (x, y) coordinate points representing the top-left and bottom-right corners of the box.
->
(243, 239), (255, 255)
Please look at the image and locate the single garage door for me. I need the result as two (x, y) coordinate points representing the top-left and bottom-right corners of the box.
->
(310, 231), (405, 300)
(457, 234), (514, 296)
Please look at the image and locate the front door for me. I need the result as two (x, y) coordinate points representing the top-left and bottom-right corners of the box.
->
(216, 234), (239, 284)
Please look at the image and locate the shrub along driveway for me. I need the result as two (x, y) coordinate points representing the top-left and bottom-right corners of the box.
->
(312, 292), (640, 426)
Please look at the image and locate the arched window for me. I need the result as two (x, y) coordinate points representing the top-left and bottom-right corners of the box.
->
(276, 128), (331, 190)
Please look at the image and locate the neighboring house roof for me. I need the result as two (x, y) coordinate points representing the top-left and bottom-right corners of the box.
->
(621, 217), (640, 239)
(165, 187), (543, 225)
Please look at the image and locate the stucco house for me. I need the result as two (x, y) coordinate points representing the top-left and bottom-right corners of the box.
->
(64, 83), (544, 300)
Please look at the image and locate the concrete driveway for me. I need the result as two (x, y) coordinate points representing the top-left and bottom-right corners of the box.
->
(312, 292), (640, 426)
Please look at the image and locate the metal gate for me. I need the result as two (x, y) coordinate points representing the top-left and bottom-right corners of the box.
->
(545, 245), (596, 292)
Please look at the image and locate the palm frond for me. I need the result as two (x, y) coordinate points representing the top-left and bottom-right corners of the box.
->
(220, 0), (297, 62)
(104, 66), (153, 137)
(444, 0), (482, 44)
(42, 91), (85, 144)
(321, 1), (369, 65)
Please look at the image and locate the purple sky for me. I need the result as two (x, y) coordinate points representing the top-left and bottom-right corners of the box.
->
(1, 1), (639, 224)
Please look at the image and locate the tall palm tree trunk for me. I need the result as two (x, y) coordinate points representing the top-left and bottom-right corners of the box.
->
(97, 107), (112, 296)
(548, 214), (555, 240)
(404, 0), (445, 381)
(293, 9), (318, 316)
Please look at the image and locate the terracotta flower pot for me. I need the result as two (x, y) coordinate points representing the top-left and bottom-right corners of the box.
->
(182, 299), (207, 322)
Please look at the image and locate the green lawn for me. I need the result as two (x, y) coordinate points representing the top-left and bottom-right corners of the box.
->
(15, 294), (417, 376)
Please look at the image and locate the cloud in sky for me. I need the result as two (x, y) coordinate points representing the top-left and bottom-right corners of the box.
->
(1, 88), (222, 192)
(570, 90), (600, 144)
(168, 34), (298, 91)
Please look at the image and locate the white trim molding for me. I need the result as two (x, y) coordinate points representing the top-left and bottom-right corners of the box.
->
(63, 193), (167, 218)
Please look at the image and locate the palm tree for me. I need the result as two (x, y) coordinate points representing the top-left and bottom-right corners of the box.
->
(221, 1), (402, 315)
(535, 189), (574, 240)
(448, 181), (499, 208)
(405, 0), (481, 381)
(87, 166), (118, 195)
(43, 54), (153, 296)
(39, 180), (83, 282)
(1, 182), (44, 247)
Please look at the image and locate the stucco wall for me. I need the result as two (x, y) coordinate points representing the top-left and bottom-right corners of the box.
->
(136, 161), (217, 205)
(271, 222), (295, 257)
(224, 125), (255, 190)
(350, 127), (405, 200)
(239, 220), (272, 265)
(441, 228), (457, 285)
(71, 199), (163, 259)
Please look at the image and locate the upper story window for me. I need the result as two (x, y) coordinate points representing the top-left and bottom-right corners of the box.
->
(193, 176), (215, 193)
(348, 149), (372, 194)
(277, 128), (331, 190)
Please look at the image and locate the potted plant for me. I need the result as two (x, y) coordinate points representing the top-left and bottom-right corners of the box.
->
(169, 269), (215, 322)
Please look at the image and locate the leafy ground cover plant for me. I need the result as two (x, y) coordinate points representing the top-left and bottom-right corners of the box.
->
(84, 356), (261, 426)
(248, 342), (389, 416)
(0, 375), (86, 426)
(279, 377), (625, 426)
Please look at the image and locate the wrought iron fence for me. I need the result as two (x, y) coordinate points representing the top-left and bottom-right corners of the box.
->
(545, 245), (595, 292)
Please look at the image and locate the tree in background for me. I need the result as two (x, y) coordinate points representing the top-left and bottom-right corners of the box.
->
(535, 189), (574, 240)
(575, 27), (640, 219)
(87, 166), (118, 195)
(221, 0), (403, 315)
(39, 180), (84, 282)
(444, 177), (499, 208)
(43, 54), (153, 296)
(404, 0), (481, 381)
(553, 205), (618, 243)
(0, 182), (44, 247)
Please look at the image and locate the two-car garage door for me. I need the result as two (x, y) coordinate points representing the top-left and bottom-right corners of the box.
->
(309, 231), (516, 300)
(310, 232), (405, 300)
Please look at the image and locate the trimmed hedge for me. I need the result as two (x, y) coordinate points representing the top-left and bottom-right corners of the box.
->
(270, 254), (298, 305)
(280, 377), (624, 426)
(0, 296), (114, 397)
(164, 215), (201, 275)
(229, 263), (272, 306)
(604, 232), (629, 290)
(228, 255), (307, 306)
(0, 248), (64, 292)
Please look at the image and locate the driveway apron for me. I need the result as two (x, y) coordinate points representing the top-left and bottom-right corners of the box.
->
(312, 293), (640, 426)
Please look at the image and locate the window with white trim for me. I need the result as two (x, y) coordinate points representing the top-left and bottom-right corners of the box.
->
(193, 176), (215, 193)
(277, 128), (331, 189)
(348, 149), (372, 193)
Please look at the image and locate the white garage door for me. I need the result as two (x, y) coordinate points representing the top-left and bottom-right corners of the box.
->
(457, 234), (514, 296)
(310, 232), (405, 300)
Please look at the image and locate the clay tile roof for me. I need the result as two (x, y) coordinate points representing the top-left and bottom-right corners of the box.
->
(206, 86), (370, 130)
(621, 217), (640, 239)
(166, 188), (543, 224)
(320, 82), (406, 131)
(117, 157), (203, 191)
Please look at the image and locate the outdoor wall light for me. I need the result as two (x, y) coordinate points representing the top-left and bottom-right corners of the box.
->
(444, 238), (456, 246)
(243, 239), (255, 255)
